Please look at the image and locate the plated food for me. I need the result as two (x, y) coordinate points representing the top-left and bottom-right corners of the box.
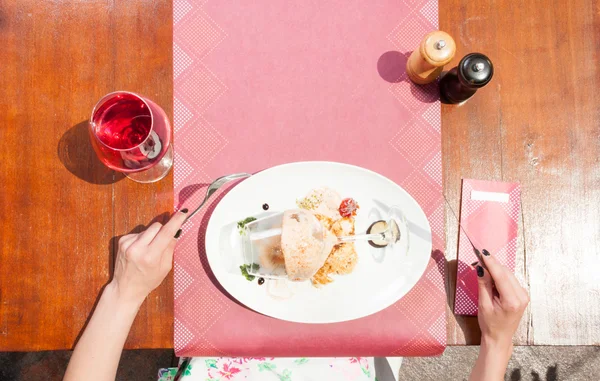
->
(296, 187), (359, 286)
(280, 209), (335, 281)
(240, 187), (362, 287)
(205, 161), (432, 323)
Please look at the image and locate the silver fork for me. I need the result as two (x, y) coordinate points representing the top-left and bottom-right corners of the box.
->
(184, 172), (252, 223)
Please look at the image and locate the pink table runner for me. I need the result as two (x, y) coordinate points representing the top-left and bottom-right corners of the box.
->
(173, 0), (446, 356)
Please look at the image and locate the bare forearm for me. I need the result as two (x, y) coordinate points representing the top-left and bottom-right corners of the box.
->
(64, 282), (142, 381)
(469, 338), (512, 381)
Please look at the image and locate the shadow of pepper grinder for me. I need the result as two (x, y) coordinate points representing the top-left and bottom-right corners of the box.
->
(439, 53), (494, 104)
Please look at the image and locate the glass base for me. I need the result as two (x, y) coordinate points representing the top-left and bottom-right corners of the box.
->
(125, 144), (173, 184)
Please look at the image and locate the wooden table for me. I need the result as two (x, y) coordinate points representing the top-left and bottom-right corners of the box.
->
(1, 0), (598, 351)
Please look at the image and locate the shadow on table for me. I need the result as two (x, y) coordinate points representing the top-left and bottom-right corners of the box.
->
(446, 257), (482, 344)
(377, 51), (410, 83)
(57, 120), (124, 184)
(377, 50), (440, 104)
(192, 183), (252, 311)
(176, 183), (210, 210)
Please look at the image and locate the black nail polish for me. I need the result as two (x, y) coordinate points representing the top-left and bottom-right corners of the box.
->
(180, 208), (189, 213)
(174, 229), (182, 239)
(482, 249), (490, 256)
(476, 265), (484, 277)
(471, 261), (479, 267)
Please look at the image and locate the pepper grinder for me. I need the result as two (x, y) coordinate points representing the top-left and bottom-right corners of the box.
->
(439, 53), (494, 104)
(406, 31), (456, 85)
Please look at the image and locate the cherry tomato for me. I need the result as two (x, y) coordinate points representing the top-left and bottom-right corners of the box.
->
(339, 198), (359, 217)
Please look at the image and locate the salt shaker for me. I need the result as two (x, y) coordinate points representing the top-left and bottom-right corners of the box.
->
(439, 53), (494, 104)
(406, 31), (456, 85)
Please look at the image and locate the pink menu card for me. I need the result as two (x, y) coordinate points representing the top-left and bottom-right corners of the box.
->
(454, 179), (521, 316)
(173, 0), (446, 356)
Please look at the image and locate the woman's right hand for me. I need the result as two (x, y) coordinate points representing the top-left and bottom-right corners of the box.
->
(111, 210), (188, 306)
(477, 251), (529, 350)
(469, 252), (529, 381)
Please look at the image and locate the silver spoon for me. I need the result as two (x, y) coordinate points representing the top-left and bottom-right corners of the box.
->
(184, 172), (252, 223)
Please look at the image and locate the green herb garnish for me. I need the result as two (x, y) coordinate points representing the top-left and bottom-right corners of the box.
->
(237, 216), (257, 235)
(240, 263), (260, 281)
(237, 216), (257, 229)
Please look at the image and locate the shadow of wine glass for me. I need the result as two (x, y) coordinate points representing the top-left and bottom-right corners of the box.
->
(57, 120), (124, 184)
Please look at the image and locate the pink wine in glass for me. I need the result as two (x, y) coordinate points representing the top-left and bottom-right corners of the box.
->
(95, 95), (152, 150)
(90, 92), (172, 180)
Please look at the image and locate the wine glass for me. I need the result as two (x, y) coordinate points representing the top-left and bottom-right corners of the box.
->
(89, 91), (173, 183)
(241, 206), (409, 281)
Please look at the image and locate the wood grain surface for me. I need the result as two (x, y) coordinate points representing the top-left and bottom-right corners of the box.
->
(441, 0), (600, 345)
(1, 0), (599, 350)
(0, 0), (174, 350)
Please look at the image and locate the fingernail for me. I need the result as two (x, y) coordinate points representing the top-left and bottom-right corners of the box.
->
(174, 229), (182, 239)
(476, 265), (484, 277)
(471, 261), (479, 267)
(482, 249), (490, 256)
(180, 208), (189, 214)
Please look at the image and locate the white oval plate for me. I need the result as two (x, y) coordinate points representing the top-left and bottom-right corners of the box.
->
(205, 161), (432, 324)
